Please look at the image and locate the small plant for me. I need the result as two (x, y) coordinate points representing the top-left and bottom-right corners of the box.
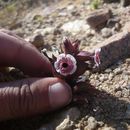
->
(42, 37), (101, 87)
(6, 3), (16, 12)
(90, 0), (102, 10)
(42, 37), (101, 102)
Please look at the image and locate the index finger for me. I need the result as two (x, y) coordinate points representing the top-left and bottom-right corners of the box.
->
(0, 30), (52, 77)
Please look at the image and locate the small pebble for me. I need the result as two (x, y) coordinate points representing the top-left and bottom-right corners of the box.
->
(56, 118), (74, 130)
(113, 68), (122, 75)
(101, 27), (112, 38)
(108, 73), (114, 80)
(84, 117), (98, 130)
(102, 127), (116, 130)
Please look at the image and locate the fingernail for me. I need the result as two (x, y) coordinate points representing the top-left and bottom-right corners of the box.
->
(49, 82), (72, 109)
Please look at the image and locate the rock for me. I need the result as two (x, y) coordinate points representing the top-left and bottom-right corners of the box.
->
(53, 28), (62, 35)
(108, 73), (114, 80)
(87, 117), (98, 129)
(84, 117), (98, 130)
(67, 5), (75, 11)
(30, 34), (44, 48)
(86, 9), (111, 29)
(116, 126), (127, 130)
(58, 12), (68, 17)
(98, 121), (104, 127)
(90, 32), (130, 71)
(53, 107), (80, 130)
(126, 58), (130, 64)
(120, 0), (130, 7)
(56, 107), (81, 122)
(103, 0), (119, 3)
(33, 14), (43, 21)
(102, 127), (116, 130)
(105, 68), (112, 73)
(115, 90), (122, 97)
(101, 27), (112, 38)
(56, 117), (74, 130)
(64, 107), (81, 121)
(123, 70), (130, 75)
(107, 18), (120, 28)
(113, 68), (122, 75)
(9, 21), (22, 30)
(39, 108), (80, 130)
(123, 22), (130, 33)
(71, 10), (80, 17)
(61, 20), (90, 34)
(34, 27), (54, 35)
(99, 74), (106, 82)
(122, 88), (129, 97)
(113, 23), (121, 32)
(12, 28), (25, 37)
(39, 124), (54, 130)
(125, 103), (130, 118)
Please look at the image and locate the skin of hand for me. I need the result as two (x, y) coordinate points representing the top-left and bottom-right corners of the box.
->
(0, 29), (72, 121)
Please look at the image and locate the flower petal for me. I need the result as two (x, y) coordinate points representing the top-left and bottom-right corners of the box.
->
(77, 51), (94, 61)
(72, 39), (80, 53)
(94, 48), (101, 67)
(76, 62), (89, 76)
(62, 37), (74, 54)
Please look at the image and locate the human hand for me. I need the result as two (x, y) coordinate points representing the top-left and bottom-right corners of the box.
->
(0, 30), (72, 121)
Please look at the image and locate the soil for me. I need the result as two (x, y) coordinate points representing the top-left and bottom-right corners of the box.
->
(0, 0), (130, 130)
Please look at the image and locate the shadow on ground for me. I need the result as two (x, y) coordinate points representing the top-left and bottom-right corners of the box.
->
(0, 81), (129, 130)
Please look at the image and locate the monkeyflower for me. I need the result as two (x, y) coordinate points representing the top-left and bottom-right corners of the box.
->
(43, 37), (101, 86)
(54, 53), (77, 76)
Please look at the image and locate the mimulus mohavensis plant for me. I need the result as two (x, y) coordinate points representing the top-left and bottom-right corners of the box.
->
(42, 37), (101, 88)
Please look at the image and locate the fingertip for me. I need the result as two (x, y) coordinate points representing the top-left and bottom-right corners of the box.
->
(29, 77), (72, 113)
(48, 79), (72, 109)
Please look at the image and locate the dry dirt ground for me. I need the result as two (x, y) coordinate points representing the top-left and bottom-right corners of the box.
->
(0, 0), (130, 130)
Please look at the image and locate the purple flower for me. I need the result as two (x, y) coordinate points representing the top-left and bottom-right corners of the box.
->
(54, 53), (77, 76)
(94, 48), (101, 67)
(43, 37), (101, 85)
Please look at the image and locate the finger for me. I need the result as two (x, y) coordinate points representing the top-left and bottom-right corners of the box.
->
(0, 77), (72, 121)
(0, 30), (52, 77)
(0, 29), (27, 41)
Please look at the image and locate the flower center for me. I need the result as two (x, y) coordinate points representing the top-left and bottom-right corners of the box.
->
(62, 63), (68, 68)
(54, 53), (77, 76)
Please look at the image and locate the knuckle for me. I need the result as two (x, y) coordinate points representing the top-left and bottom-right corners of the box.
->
(8, 80), (35, 117)
(19, 80), (34, 114)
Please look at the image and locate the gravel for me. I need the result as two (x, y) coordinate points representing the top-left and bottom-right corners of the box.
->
(0, 0), (130, 130)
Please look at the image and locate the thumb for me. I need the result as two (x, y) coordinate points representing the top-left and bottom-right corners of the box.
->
(0, 77), (72, 121)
